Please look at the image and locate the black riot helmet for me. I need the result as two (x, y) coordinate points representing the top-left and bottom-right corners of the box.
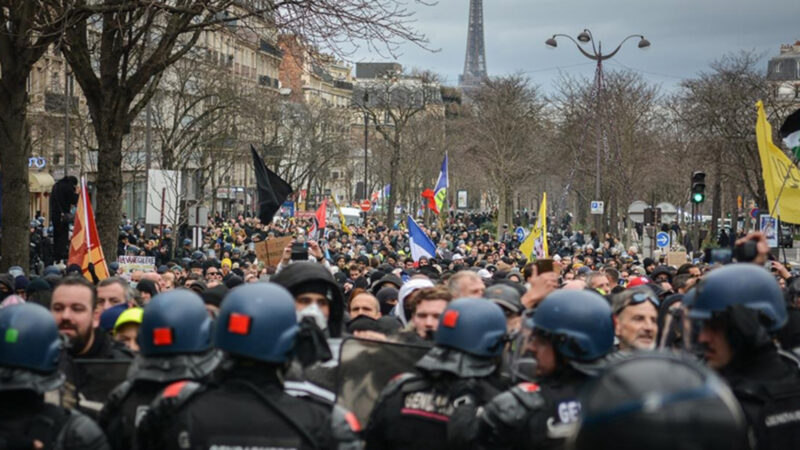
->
(571, 353), (747, 450)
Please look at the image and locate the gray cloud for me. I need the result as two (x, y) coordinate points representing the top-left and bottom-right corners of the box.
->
(351, 0), (799, 92)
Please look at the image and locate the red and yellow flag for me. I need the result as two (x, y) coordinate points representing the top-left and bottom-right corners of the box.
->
(68, 179), (109, 281)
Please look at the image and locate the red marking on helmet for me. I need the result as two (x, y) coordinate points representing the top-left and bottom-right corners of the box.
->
(152, 327), (173, 346)
(228, 313), (251, 335)
(442, 310), (459, 328)
(345, 411), (362, 432)
(162, 381), (187, 398)
(518, 382), (540, 392)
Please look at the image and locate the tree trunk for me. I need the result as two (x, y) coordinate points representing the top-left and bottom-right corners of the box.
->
(497, 185), (510, 240)
(710, 162), (723, 245)
(94, 125), (125, 263)
(609, 190), (619, 239)
(729, 183), (739, 239)
(386, 139), (400, 226)
(0, 73), (31, 272)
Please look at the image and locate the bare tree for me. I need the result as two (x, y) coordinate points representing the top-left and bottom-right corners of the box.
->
(671, 51), (794, 238)
(462, 76), (547, 238)
(57, 0), (431, 261)
(354, 70), (442, 225)
(151, 58), (239, 172)
(548, 70), (689, 235)
(0, 1), (81, 270)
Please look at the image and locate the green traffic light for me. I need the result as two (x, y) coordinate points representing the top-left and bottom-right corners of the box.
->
(692, 193), (704, 203)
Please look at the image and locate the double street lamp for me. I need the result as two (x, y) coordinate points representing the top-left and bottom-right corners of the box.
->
(545, 29), (650, 231)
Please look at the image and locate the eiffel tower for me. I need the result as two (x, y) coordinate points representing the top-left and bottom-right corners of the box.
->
(459, 0), (487, 88)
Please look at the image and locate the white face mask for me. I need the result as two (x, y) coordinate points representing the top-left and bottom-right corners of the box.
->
(297, 303), (327, 331)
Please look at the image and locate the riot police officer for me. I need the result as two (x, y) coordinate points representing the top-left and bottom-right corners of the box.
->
(571, 352), (747, 450)
(470, 289), (615, 450)
(99, 289), (222, 450)
(686, 263), (800, 449)
(0, 303), (110, 449)
(137, 283), (361, 449)
(365, 298), (509, 450)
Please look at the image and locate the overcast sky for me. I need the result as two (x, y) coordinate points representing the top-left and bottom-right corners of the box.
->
(351, 0), (799, 93)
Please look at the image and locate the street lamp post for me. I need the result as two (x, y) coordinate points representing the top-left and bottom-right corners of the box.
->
(546, 29), (650, 232)
(363, 91), (369, 202)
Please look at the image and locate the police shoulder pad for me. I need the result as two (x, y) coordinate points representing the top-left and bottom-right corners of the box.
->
(384, 372), (424, 395)
(159, 380), (203, 406)
(483, 384), (545, 430)
(510, 382), (545, 411)
(61, 408), (109, 448)
(105, 380), (133, 407)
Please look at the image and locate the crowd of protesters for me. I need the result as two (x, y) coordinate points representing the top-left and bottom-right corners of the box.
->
(3, 208), (800, 449)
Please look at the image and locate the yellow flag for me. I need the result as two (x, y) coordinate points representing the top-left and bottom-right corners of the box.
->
(331, 196), (352, 235)
(520, 193), (549, 260)
(756, 101), (800, 224)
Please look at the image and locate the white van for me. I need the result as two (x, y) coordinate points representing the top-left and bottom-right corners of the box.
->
(329, 206), (363, 227)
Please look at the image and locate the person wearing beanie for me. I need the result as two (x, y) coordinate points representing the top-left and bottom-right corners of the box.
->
(0, 274), (14, 302)
(642, 257), (656, 275)
(200, 284), (229, 317)
(223, 274), (244, 289)
(14, 275), (30, 299)
(135, 279), (159, 305)
(369, 273), (403, 295)
(376, 286), (399, 316)
(99, 303), (129, 333)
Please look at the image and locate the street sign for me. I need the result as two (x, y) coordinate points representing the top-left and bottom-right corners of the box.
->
(515, 227), (526, 242)
(590, 201), (604, 215)
(750, 208), (759, 220)
(656, 232), (670, 248)
(457, 190), (468, 209)
(187, 206), (208, 227)
(359, 200), (372, 212)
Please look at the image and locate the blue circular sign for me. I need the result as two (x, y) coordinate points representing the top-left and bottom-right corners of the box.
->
(515, 227), (526, 242)
(656, 232), (670, 248)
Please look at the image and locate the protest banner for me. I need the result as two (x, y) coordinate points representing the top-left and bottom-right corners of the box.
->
(255, 236), (292, 267)
(117, 255), (156, 275)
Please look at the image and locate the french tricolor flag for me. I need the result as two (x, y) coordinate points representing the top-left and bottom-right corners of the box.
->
(407, 215), (436, 262)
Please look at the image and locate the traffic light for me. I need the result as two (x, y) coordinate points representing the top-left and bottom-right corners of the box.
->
(691, 171), (706, 203)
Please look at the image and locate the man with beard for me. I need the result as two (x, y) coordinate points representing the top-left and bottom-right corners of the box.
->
(51, 277), (131, 360)
(611, 286), (659, 351)
(0, 303), (110, 449)
(50, 276), (133, 412)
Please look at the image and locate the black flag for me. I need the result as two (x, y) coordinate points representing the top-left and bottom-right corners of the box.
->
(251, 145), (293, 225)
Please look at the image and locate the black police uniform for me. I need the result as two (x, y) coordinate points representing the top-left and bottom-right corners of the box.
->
(365, 369), (504, 450)
(99, 350), (221, 450)
(101, 379), (164, 450)
(477, 368), (589, 450)
(58, 331), (134, 414)
(138, 366), (360, 450)
(364, 298), (511, 450)
(0, 390), (109, 450)
(720, 347), (800, 450)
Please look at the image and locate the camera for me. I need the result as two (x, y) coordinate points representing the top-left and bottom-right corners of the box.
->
(291, 242), (308, 261)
